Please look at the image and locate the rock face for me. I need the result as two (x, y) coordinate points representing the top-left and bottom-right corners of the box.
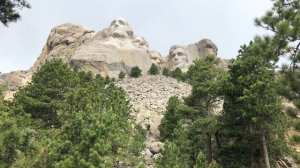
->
(69, 18), (153, 77)
(0, 70), (32, 100)
(31, 23), (96, 71)
(162, 39), (218, 71)
(116, 75), (192, 167)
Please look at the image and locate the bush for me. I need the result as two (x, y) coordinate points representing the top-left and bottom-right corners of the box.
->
(118, 71), (126, 79)
(293, 99), (300, 109)
(149, 63), (160, 75)
(130, 66), (142, 78)
(291, 134), (300, 144)
(286, 107), (298, 118)
(293, 120), (300, 131)
(162, 67), (171, 76)
(171, 67), (183, 80)
(292, 153), (300, 164)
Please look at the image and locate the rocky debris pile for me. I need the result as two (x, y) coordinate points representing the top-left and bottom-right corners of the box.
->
(116, 75), (192, 167)
(116, 75), (192, 114)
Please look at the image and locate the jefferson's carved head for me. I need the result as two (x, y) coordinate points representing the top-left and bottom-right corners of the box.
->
(132, 36), (149, 50)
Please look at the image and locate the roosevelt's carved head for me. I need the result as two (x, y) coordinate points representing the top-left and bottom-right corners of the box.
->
(108, 17), (133, 38)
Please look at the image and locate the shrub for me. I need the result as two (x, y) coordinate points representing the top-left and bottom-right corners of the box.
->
(292, 153), (300, 164)
(293, 120), (300, 131)
(293, 99), (300, 109)
(170, 67), (185, 81)
(286, 107), (298, 118)
(118, 71), (126, 79)
(149, 63), (160, 75)
(162, 67), (171, 76)
(130, 66), (142, 78)
(291, 134), (300, 144)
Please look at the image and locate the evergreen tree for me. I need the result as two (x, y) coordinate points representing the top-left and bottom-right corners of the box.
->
(130, 66), (142, 78)
(13, 59), (80, 128)
(40, 77), (145, 167)
(220, 39), (288, 167)
(185, 56), (226, 164)
(118, 71), (126, 79)
(148, 63), (160, 75)
(171, 67), (184, 80)
(255, 0), (300, 71)
(0, 0), (31, 26)
(162, 67), (171, 76)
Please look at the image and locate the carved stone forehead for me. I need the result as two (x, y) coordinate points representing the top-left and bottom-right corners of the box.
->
(110, 17), (129, 26)
(169, 45), (185, 55)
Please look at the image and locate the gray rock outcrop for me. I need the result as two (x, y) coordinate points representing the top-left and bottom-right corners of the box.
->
(31, 23), (96, 71)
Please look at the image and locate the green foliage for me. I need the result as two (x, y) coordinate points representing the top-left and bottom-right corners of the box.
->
(130, 66), (142, 78)
(221, 39), (288, 167)
(194, 152), (220, 168)
(0, 0), (31, 26)
(118, 71), (126, 79)
(292, 152), (300, 164)
(255, 0), (300, 71)
(291, 134), (300, 144)
(293, 98), (300, 109)
(162, 67), (171, 76)
(171, 67), (184, 80)
(39, 77), (145, 167)
(155, 141), (190, 168)
(13, 59), (80, 128)
(148, 63), (160, 75)
(159, 96), (183, 141)
(294, 120), (300, 131)
(286, 107), (298, 118)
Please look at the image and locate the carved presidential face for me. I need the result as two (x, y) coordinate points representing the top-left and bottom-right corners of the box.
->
(170, 47), (188, 68)
(109, 17), (133, 38)
(132, 36), (149, 50)
(149, 51), (162, 65)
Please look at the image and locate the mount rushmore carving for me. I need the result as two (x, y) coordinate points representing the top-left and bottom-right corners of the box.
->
(31, 17), (219, 77)
(0, 17), (221, 99)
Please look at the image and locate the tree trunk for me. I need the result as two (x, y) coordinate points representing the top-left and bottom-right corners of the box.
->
(207, 132), (213, 164)
(261, 131), (270, 168)
(249, 126), (255, 168)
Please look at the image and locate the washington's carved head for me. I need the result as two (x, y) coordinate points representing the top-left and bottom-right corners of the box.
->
(108, 17), (133, 38)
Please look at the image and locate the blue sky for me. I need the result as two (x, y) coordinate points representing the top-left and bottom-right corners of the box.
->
(0, 0), (273, 72)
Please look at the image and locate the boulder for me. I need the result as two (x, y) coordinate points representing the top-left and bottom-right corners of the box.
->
(149, 142), (164, 154)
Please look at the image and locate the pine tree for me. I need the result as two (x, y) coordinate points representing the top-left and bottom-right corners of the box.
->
(185, 56), (226, 164)
(220, 39), (288, 167)
(0, 0), (31, 26)
(130, 66), (142, 78)
(118, 71), (126, 79)
(255, 0), (300, 71)
(162, 67), (171, 76)
(13, 59), (80, 128)
(148, 63), (160, 75)
(40, 77), (145, 167)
